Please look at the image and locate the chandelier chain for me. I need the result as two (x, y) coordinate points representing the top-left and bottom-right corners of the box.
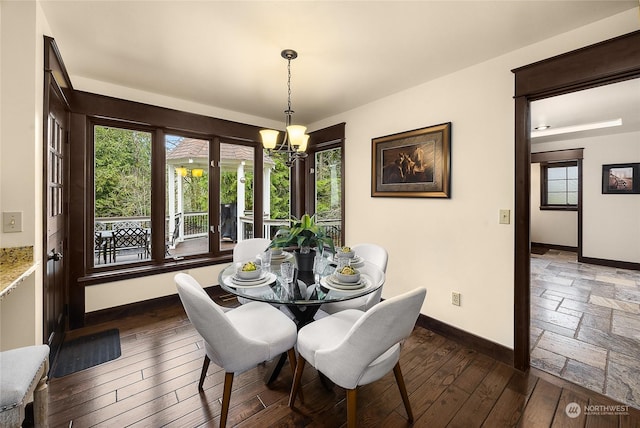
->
(286, 57), (293, 117)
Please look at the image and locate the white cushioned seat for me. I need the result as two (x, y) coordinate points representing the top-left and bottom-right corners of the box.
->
(290, 288), (426, 428)
(0, 344), (49, 428)
(175, 273), (297, 428)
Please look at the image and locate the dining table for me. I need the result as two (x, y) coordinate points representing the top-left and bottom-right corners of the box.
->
(217, 251), (385, 382)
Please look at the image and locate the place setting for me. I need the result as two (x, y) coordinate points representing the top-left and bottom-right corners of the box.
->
(328, 246), (365, 268)
(268, 248), (294, 265)
(225, 261), (277, 288)
(320, 263), (370, 292)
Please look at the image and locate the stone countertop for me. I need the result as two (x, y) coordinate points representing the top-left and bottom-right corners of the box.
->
(0, 246), (38, 301)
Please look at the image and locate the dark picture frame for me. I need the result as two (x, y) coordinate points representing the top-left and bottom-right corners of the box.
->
(602, 163), (640, 194)
(371, 122), (451, 198)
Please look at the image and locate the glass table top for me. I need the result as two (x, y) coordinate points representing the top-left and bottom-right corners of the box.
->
(218, 255), (384, 307)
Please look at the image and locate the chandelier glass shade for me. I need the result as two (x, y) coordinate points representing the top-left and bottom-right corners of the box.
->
(260, 49), (308, 167)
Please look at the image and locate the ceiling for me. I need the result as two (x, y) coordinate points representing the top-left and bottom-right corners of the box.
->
(40, 1), (637, 127)
(530, 78), (640, 144)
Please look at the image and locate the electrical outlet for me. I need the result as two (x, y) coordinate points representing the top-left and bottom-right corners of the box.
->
(451, 291), (461, 306)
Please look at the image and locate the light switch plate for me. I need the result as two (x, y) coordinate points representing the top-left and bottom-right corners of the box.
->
(499, 209), (510, 225)
(3, 211), (23, 233)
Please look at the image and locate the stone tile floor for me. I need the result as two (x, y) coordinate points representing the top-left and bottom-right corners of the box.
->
(530, 249), (640, 409)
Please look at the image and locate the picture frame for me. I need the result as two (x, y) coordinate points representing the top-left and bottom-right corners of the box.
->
(371, 122), (451, 198)
(602, 163), (640, 194)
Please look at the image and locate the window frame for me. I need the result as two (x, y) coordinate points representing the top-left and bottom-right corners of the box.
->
(70, 91), (344, 286)
(539, 160), (579, 211)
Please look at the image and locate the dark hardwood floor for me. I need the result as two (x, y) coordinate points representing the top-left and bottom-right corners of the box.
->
(46, 289), (640, 427)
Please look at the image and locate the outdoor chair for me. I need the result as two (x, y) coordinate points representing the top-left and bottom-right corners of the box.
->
(175, 273), (297, 428)
(112, 227), (149, 261)
(289, 287), (426, 428)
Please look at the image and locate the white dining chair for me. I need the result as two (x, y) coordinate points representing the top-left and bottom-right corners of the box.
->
(233, 238), (271, 263)
(232, 238), (272, 305)
(289, 287), (426, 428)
(175, 273), (297, 428)
(320, 243), (389, 314)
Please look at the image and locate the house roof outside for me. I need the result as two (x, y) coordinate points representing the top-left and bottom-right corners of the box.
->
(167, 137), (276, 170)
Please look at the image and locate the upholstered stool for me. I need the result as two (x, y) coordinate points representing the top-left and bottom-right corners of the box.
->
(0, 344), (49, 428)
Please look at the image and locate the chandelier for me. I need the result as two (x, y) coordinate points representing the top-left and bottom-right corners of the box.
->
(260, 49), (308, 167)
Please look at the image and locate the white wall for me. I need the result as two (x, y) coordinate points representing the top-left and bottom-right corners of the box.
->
(533, 130), (640, 263)
(0, 0), (50, 349)
(530, 163), (578, 247)
(309, 9), (639, 347)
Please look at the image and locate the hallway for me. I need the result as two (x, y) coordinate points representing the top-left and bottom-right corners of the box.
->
(530, 249), (640, 409)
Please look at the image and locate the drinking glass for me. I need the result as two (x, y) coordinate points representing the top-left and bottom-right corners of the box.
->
(313, 254), (326, 285)
(258, 250), (272, 272)
(280, 261), (295, 285)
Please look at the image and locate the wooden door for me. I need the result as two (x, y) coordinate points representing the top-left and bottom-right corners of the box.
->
(44, 83), (69, 357)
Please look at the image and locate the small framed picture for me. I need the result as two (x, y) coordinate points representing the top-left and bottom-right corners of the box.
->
(602, 163), (640, 194)
(371, 122), (451, 198)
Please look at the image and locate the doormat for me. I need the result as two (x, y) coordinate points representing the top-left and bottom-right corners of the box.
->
(52, 328), (121, 378)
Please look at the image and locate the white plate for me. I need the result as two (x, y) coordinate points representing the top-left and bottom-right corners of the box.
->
(270, 252), (294, 263)
(320, 275), (369, 291)
(226, 272), (277, 288)
(329, 254), (364, 264)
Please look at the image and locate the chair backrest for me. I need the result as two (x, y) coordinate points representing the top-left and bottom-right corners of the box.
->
(174, 273), (253, 370)
(353, 243), (388, 273)
(315, 287), (426, 387)
(113, 227), (147, 248)
(233, 238), (271, 262)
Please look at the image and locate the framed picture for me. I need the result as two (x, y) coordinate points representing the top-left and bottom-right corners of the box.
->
(602, 163), (640, 194)
(371, 122), (451, 198)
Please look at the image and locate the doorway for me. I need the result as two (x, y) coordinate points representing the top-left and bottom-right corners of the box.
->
(527, 79), (640, 408)
(512, 30), (640, 373)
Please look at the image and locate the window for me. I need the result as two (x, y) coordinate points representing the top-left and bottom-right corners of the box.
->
(264, 151), (290, 239)
(541, 161), (578, 210)
(77, 89), (344, 282)
(314, 147), (343, 246)
(166, 135), (210, 259)
(93, 124), (153, 266)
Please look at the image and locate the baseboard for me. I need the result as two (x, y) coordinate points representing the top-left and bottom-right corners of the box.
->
(531, 242), (577, 252)
(416, 314), (514, 366)
(579, 256), (640, 271)
(85, 288), (515, 367)
(84, 285), (230, 326)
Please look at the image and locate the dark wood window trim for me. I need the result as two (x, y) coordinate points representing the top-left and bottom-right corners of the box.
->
(512, 29), (640, 371)
(539, 161), (579, 211)
(64, 89), (268, 327)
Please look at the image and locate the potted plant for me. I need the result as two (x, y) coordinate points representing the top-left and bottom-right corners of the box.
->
(270, 214), (335, 271)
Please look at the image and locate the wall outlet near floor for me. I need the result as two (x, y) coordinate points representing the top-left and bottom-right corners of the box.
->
(451, 291), (461, 306)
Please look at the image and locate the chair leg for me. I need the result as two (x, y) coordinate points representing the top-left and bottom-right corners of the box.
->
(198, 355), (210, 390)
(286, 348), (304, 403)
(346, 388), (357, 428)
(33, 373), (48, 428)
(288, 355), (306, 408)
(393, 362), (413, 422)
(220, 372), (234, 428)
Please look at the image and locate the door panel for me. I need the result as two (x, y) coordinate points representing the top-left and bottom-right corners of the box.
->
(44, 83), (68, 358)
